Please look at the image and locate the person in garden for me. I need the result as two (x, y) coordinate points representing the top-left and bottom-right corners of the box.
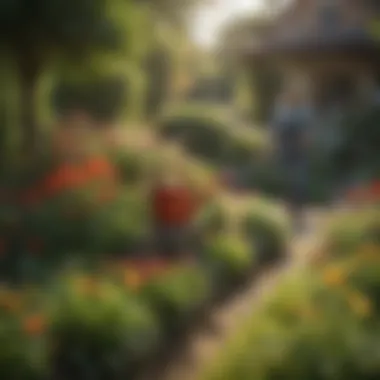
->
(150, 165), (203, 261)
(271, 86), (314, 231)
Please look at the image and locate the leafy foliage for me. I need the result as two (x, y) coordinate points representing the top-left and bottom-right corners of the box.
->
(243, 200), (289, 262)
(50, 275), (160, 378)
(158, 104), (269, 165)
(203, 234), (254, 283)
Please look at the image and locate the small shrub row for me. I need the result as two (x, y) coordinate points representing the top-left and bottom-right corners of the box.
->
(0, 192), (289, 380)
(197, 196), (289, 267)
(0, 219), (279, 380)
(157, 104), (270, 167)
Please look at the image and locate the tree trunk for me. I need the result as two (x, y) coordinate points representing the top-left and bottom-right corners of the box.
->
(17, 57), (40, 153)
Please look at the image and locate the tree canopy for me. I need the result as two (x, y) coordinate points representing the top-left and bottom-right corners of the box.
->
(0, 0), (206, 150)
(0, 0), (133, 150)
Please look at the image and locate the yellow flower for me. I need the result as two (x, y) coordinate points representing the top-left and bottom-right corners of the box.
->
(322, 265), (346, 287)
(124, 269), (142, 290)
(347, 291), (372, 318)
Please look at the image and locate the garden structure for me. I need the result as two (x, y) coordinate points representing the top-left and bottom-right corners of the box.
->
(245, 0), (380, 118)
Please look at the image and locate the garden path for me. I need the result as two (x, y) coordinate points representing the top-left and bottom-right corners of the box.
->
(138, 209), (327, 380)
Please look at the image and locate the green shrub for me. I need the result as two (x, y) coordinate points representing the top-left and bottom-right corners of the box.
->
(49, 276), (159, 377)
(3, 185), (149, 284)
(196, 200), (230, 237)
(0, 314), (47, 380)
(0, 332), (46, 379)
(323, 209), (380, 258)
(87, 189), (149, 255)
(0, 286), (48, 380)
(158, 104), (268, 166)
(242, 200), (289, 262)
(109, 149), (151, 185)
(202, 267), (375, 380)
(341, 244), (380, 317)
(52, 75), (127, 123)
(158, 105), (230, 161)
(141, 265), (211, 334)
(202, 234), (254, 286)
(243, 158), (286, 196)
(226, 128), (269, 166)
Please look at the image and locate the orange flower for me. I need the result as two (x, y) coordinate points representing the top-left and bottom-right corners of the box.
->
(23, 314), (46, 336)
(86, 157), (115, 178)
(322, 265), (346, 287)
(124, 269), (143, 290)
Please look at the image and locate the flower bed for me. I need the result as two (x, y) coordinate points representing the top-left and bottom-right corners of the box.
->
(0, 205), (288, 380)
(0, 143), (290, 379)
(202, 205), (380, 380)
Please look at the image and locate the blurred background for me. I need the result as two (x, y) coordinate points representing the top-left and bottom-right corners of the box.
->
(0, 0), (380, 379)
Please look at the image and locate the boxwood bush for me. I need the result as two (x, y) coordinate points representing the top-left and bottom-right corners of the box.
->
(109, 149), (151, 185)
(202, 234), (255, 292)
(157, 104), (269, 167)
(242, 199), (290, 264)
(196, 200), (230, 237)
(140, 265), (211, 336)
(49, 275), (160, 379)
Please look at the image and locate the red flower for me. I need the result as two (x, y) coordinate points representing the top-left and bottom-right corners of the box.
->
(152, 185), (198, 225)
(86, 157), (115, 178)
(19, 156), (119, 204)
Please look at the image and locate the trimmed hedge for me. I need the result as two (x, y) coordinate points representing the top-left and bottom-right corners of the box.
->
(157, 104), (269, 167)
(52, 76), (128, 123)
(242, 199), (290, 264)
(203, 234), (255, 294)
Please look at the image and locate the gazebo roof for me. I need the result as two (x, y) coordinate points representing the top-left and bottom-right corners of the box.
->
(245, 27), (380, 59)
(267, 28), (379, 54)
(244, 0), (380, 59)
